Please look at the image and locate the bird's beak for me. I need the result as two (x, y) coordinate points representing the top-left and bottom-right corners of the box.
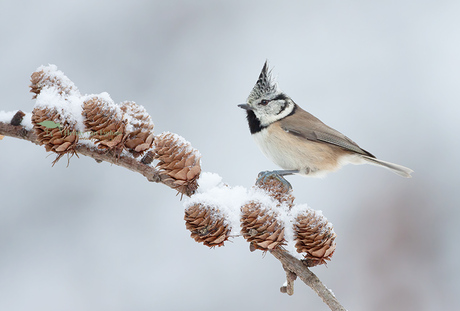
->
(238, 103), (253, 110)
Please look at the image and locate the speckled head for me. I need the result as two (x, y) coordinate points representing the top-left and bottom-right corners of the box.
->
(246, 61), (280, 105)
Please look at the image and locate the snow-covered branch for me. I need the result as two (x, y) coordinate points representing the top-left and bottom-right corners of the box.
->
(0, 114), (195, 194)
(0, 65), (346, 311)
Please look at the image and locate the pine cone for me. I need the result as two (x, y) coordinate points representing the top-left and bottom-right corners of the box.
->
(294, 210), (336, 267)
(184, 203), (230, 247)
(82, 95), (125, 151)
(31, 107), (79, 164)
(120, 101), (154, 157)
(240, 201), (285, 251)
(30, 65), (79, 99)
(255, 174), (295, 207)
(30, 65), (80, 165)
(154, 132), (201, 196)
(30, 65), (81, 164)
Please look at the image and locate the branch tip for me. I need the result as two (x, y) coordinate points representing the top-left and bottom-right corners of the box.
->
(281, 265), (297, 295)
(10, 110), (25, 126)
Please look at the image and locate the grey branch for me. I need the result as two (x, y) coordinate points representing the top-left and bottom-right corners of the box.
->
(0, 113), (347, 311)
(0, 113), (170, 187)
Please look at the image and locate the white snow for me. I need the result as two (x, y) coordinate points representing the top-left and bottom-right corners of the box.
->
(277, 204), (300, 259)
(123, 113), (137, 133)
(0, 110), (34, 130)
(120, 101), (154, 133)
(22, 112), (33, 130)
(36, 64), (80, 97)
(185, 172), (335, 259)
(35, 87), (85, 132)
(30, 64), (85, 132)
(96, 91), (113, 104)
(184, 172), (279, 236)
(0, 111), (17, 123)
(196, 172), (223, 192)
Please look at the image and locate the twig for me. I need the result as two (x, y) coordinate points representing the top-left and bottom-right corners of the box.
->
(271, 249), (347, 311)
(0, 116), (167, 185)
(280, 264), (297, 295)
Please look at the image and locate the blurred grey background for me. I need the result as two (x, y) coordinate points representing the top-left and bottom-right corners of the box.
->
(1, 1), (459, 310)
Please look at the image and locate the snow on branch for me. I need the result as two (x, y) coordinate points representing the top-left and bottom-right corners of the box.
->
(186, 173), (336, 266)
(0, 65), (346, 311)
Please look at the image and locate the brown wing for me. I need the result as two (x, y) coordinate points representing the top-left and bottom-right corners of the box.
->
(279, 104), (375, 158)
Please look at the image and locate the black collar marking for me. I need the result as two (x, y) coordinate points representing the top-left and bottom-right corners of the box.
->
(246, 110), (266, 134)
(287, 102), (297, 117)
(274, 94), (293, 117)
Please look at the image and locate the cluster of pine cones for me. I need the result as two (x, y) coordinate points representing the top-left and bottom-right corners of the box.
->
(185, 176), (336, 267)
(29, 66), (201, 195)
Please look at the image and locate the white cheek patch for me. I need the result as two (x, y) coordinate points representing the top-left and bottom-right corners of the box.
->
(256, 102), (294, 126)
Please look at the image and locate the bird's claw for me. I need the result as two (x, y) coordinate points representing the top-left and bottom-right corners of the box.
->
(256, 171), (292, 191)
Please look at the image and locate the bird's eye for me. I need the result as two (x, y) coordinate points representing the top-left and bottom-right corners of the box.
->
(260, 100), (269, 106)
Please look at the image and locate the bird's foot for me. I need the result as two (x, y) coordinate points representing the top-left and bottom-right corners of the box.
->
(256, 170), (293, 191)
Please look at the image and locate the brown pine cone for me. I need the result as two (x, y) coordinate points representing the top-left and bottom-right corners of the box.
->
(82, 95), (125, 151)
(184, 203), (230, 247)
(240, 201), (285, 251)
(31, 107), (79, 165)
(120, 101), (154, 157)
(154, 132), (201, 196)
(255, 174), (295, 207)
(294, 209), (336, 267)
(30, 65), (81, 164)
(30, 65), (79, 99)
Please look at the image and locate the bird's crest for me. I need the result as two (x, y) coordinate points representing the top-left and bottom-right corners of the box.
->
(247, 61), (279, 104)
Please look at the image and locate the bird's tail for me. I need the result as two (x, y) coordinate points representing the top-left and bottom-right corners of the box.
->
(362, 156), (413, 178)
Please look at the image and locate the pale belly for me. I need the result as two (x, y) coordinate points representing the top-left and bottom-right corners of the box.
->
(252, 124), (354, 177)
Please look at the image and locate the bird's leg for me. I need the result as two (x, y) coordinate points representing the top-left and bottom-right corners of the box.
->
(271, 170), (299, 176)
(256, 170), (299, 191)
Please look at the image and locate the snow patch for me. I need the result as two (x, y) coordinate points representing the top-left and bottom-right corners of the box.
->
(120, 101), (153, 133)
(0, 110), (34, 130)
(35, 87), (85, 132)
(22, 112), (33, 130)
(185, 172), (278, 236)
(36, 64), (80, 97)
(186, 172), (335, 259)
(185, 172), (282, 239)
(197, 172), (223, 192)
(0, 111), (17, 123)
